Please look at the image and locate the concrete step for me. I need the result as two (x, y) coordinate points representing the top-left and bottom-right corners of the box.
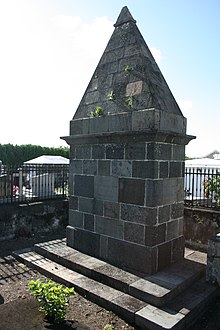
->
(13, 246), (220, 330)
(34, 238), (206, 307)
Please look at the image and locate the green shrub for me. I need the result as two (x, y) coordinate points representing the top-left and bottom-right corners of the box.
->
(28, 279), (76, 323)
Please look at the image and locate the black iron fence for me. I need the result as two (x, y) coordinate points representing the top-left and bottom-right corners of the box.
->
(184, 168), (220, 209)
(0, 164), (69, 204)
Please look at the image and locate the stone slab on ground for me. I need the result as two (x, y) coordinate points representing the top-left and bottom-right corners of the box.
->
(13, 241), (220, 330)
(34, 239), (206, 306)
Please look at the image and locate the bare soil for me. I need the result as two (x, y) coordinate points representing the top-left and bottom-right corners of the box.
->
(0, 232), (220, 329)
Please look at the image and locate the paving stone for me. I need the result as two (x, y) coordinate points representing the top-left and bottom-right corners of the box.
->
(135, 304), (185, 330)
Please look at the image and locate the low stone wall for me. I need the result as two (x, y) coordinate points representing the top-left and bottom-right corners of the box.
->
(184, 207), (220, 251)
(0, 199), (68, 240)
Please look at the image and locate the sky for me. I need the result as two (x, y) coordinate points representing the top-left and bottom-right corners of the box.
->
(0, 0), (219, 158)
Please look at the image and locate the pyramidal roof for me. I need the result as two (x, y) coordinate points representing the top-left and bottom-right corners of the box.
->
(73, 6), (182, 120)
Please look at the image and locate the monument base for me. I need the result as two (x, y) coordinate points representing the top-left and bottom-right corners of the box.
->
(66, 226), (184, 274)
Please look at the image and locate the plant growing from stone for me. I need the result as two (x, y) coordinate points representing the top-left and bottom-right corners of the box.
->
(28, 279), (76, 323)
(107, 91), (115, 101)
(124, 64), (132, 72)
(126, 95), (133, 108)
(95, 106), (102, 116)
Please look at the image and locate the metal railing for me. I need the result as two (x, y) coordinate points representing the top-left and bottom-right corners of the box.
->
(184, 168), (220, 209)
(0, 164), (69, 204)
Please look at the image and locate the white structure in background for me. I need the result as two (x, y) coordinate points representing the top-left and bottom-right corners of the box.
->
(185, 152), (220, 199)
(24, 155), (69, 198)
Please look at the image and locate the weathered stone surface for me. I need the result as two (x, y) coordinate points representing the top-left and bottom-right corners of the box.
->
(75, 145), (91, 159)
(92, 145), (105, 159)
(74, 175), (94, 198)
(125, 142), (146, 159)
(98, 160), (110, 176)
(124, 222), (145, 244)
(158, 205), (170, 223)
(84, 213), (94, 231)
(78, 197), (93, 213)
(121, 204), (157, 226)
(145, 224), (166, 247)
(147, 142), (172, 160)
(95, 216), (123, 239)
(132, 160), (158, 179)
(69, 196), (78, 210)
(106, 144), (124, 159)
(159, 161), (169, 178)
(169, 161), (183, 177)
(119, 178), (145, 205)
(83, 160), (97, 175)
(112, 160), (132, 177)
(104, 201), (120, 219)
(70, 160), (83, 174)
(69, 210), (83, 228)
(94, 176), (118, 202)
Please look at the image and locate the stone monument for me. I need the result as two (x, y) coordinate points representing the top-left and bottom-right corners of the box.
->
(62, 6), (194, 274)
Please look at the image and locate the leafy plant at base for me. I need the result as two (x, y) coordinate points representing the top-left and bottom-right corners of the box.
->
(28, 279), (76, 323)
(103, 324), (114, 330)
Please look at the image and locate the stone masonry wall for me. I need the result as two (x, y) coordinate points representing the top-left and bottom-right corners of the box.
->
(67, 140), (185, 274)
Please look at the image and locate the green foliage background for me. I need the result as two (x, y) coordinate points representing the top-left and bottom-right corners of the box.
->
(0, 144), (69, 166)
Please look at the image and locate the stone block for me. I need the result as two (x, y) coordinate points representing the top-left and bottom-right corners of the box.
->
(69, 196), (78, 210)
(93, 199), (104, 215)
(69, 160), (83, 174)
(100, 235), (108, 259)
(172, 144), (185, 161)
(145, 179), (163, 207)
(121, 203), (157, 226)
(132, 109), (160, 131)
(159, 111), (186, 134)
(74, 175), (94, 198)
(108, 112), (132, 132)
(145, 224), (166, 247)
(92, 145), (105, 159)
(67, 227), (100, 258)
(69, 146), (75, 159)
(171, 236), (185, 263)
(94, 176), (118, 202)
(95, 216), (123, 239)
(107, 237), (157, 274)
(124, 221), (145, 245)
(83, 160), (97, 175)
(98, 160), (110, 176)
(119, 178), (145, 206)
(132, 161), (158, 179)
(69, 210), (83, 228)
(125, 142), (146, 160)
(158, 205), (170, 223)
(112, 160), (132, 177)
(104, 201), (120, 219)
(169, 161), (183, 177)
(84, 213), (94, 231)
(82, 118), (90, 134)
(106, 144), (124, 159)
(147, 142), (171, 160)
(75, 145), (91, 159)
(78, 197), (93, 213)
(171, 202), (184, 219)
(159, 161), (169, 178)
(70, 119), (83, 135)
(157, 241), (171, 271)
(166, 220), (181, 241)
(90, 116), (109, 134)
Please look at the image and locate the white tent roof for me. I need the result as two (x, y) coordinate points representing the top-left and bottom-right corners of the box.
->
(185, 157), (220, 169)
(24, 155), (69, 165)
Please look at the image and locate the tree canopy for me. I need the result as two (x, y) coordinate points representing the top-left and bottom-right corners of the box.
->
(0, 144), (69, 166)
